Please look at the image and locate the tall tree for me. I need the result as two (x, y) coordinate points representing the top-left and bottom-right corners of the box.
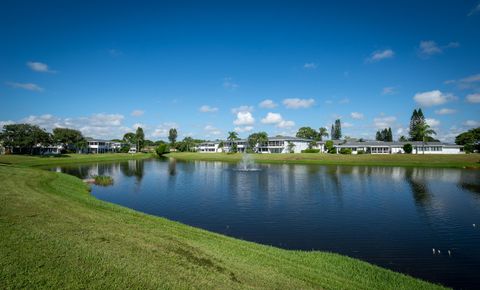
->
(296, 127), (318, 140)
(247, 132), (268, 150)
(409, 108), (426, 141)
(318, 127), (329, 141)
(168, 128), (177, 146)
(0, 123), (51, 154)
(387, 127), (393, 142)
(331, 119), (342, 140)
(135, 127), (145, 151)
(331, 124), (335, 140)
(375, 127), (393, 142)
(52, 128), (85, 153)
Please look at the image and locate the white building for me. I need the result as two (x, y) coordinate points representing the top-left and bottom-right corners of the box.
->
(86, 139), (122, 154)
(333, 141), (463, 154)
(199, 137), (317, 154)
(197, 141), (223, 153)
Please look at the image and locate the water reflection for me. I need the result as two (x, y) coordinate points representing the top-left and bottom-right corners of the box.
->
(50, 159), (480, 290)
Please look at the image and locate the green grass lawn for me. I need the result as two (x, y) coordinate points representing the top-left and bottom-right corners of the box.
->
(0, 154), (448, 289)
(167, 152), (480, 168)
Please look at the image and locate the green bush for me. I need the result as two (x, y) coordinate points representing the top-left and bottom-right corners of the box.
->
(120, 146), (130, 153)
(339, 148), (352, 154)
(155, 144), (170, 156)
(93, 175), (113, 186)
(357, 150), (365, 155)
(403, 143), (413, 154)
(301, 149), (320, 153)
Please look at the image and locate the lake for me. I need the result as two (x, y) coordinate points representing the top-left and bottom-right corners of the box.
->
(51, 158), (480, 289)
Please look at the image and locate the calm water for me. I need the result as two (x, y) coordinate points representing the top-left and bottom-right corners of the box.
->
(51, 158), (480, 289)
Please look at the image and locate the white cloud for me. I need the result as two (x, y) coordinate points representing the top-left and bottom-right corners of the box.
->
(419, 41), (442, 56)
(27, 61), (55, 73)
(261, 112), (283, 124)
(261, 112), (295, 128)
(435, 108), (456, 115)
(223, 77), (239, 90)
(350, 112), (364, 119)
(464, 120), (480, 127)
(418, 40), (459, 58)
(259, 99), (277, 109)
(199, 105), (219, 113)
(233, 111), (255, 126)
(425, 118), (440, 127)
(6, 82), (43, 92)
(366, 49), (394, 62)
(303, 62), (317, 69)
(231, 105), (253, 114)
(277, 120), (295, 128)
(339, 98), (350, 104)
(132, 123), (145, 130)
(382, 87), (396, 95)
(152, 122), (178, 138)
(413, 90), (455, 107)
(468, 3), (480, 16)
(283, 98), (315, 109)
(131, 110), (144, 117)
(343, 122), (354, 128)
(204, 125), (221, 135)
(466, 93), (480, 103)
(234, 126), (253, 133)
(373, 115), (396, 128)
(0, 120), (14, 127)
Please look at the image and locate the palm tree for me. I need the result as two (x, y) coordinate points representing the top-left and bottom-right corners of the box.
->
(227, 131), (239, 141)
(417, 123), (436, 154)
(318, 127), (329, 141)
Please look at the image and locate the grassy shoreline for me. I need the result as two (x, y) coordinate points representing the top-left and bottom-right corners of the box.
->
(167, 152), (480, 168)
(0, 154), (447, 289)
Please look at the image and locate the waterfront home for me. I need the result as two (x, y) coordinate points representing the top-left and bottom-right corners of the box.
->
(333, 141), (463, 154)
(197, 141), (223, 153)
(86, 139), (122, 154)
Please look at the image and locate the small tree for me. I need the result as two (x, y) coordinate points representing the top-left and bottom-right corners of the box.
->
(403, 143), (413, 154)
(325, 140), (336, 154)
(318, 127), (329, 141)
(308, 141), (317, 149)
(155, 143), (170, 156)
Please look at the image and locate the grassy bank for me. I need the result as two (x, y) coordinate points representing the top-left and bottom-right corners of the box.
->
(167, 152), (480, 168)
(0, 153), (152, 167)
(0, 154), (447, 289)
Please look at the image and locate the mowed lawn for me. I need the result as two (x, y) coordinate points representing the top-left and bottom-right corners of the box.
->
(167, 152), (480, 168)
(0, 154), (448, 289)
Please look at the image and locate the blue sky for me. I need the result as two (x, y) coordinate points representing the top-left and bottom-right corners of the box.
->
(1, 0), (479, 141)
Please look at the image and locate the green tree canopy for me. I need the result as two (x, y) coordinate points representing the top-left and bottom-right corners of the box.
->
(0, 123), (51, 154)
(227, 131), (239, 141)
(455, 127), (480, 153)
(295, 127), (318, 140)
(318, 127), (329, 141)
(247, 132), (268, 150)
(123, 132), (137, 146)
(52, 128), (86, 152)
(135, 127), (145, 151)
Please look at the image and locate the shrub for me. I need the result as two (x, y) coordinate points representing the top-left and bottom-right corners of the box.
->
(325, 140), (337, 154)
(339, 148), (352, 154)
(403, 143), (413, 154)
(93, 175), (113, 186)
(301, 149), (320, 153)
(155, 143), (170, 156)
(357, 149), (365, 154)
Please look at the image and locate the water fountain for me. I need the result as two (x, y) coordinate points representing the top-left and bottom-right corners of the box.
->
(235, 151), (261, 171)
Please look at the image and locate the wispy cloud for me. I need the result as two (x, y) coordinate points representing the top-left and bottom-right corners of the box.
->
(231, 105), (253, 114)
(259, 99), (277, 109)
(418, 40), (459, 58)
(204, 124), (221, 136)
(303, 62), (317, 69)
(223, 77), (239, 90)
(435, 108), (456, 115)
(468, 3), (480, 16)
(27, 61), (56, 73)
(382, 86), (397, 95)
(466, 93), (480, 103)
(350, 112), (364, 120)
(6, 82), (44, 92)
(413, 90), (456, 106)
(131, 110), (144, 117)
(366, 49), (394, 63)
(283, 98), (315, 109)
(199, 105), (219, 113)
(373, 115), (397, 128)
